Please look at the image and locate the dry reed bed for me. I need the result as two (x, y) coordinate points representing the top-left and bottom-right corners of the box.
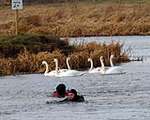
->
(0, 3), (150, 36)
(0, 42), (129, 76)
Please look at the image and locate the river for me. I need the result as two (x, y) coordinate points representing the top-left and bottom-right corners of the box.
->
(0, 36), (150, 120)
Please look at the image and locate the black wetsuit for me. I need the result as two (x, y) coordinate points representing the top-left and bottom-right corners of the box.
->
(60, 95), (85, 102)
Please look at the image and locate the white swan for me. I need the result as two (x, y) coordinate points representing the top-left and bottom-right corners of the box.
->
(55, 57), (84, 77)
(88, 58), (103, 73)
(110, 55), (115, 67)
(100, 55), (125, 75)
(42, 60), (57, 76)
(42, 58), (67, 76)
(66, 57), (71, 70)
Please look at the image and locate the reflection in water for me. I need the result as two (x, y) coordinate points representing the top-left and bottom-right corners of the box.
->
(1, 36), (150, 120)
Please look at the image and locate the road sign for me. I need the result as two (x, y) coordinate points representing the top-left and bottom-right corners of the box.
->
(11, 0), (23, 35)
(12, 0), (23, 10)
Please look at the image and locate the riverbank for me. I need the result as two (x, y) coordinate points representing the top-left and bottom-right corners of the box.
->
(0, 2), (149, 36)
(0, 34), (129, 76)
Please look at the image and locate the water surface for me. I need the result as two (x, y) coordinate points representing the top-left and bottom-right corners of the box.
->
(0, 36), (150, 120)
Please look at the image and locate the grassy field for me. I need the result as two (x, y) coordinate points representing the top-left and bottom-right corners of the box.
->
(93, 0), (150, 4)
(1, 0), (150, 4)
(0, 1), (150, 36)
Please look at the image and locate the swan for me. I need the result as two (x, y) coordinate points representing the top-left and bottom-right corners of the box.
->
(55, 57), (84, 77)
(42, 59), (67, 76)
(42, 60), (56, 76)
(66, 57), (71, 70)
(100, 55), (125, 75)
(110, 55), (115, 67)
(88, 58), (103, 73)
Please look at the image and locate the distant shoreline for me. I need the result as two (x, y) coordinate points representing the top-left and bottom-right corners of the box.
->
(61, 34), (150, 38)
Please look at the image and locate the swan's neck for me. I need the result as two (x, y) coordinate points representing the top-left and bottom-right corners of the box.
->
(66, 58), (71, 70)
(89, 59), (94, 71)
(100, 58), (105, 69)
(54, 60), (59, 73)
(110, 57), (114, 67)
(44, 62), (49, 74)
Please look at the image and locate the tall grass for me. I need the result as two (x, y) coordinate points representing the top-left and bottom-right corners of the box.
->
(0, 2), (149, 36)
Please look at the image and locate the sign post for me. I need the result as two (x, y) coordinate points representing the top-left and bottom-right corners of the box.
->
(12, 0), (23, 35)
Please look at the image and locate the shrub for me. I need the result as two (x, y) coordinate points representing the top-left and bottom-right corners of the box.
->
(0, 34), (72, 58)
